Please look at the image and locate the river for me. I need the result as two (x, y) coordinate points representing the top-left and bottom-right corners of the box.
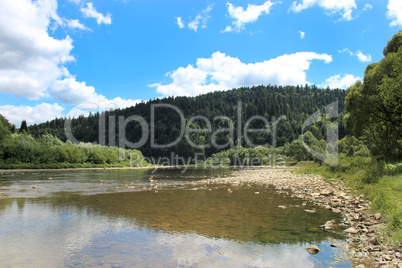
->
(0, 168), (351, 267)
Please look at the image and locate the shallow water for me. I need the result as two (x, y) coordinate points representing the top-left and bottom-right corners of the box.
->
(0, 168), (352, 267)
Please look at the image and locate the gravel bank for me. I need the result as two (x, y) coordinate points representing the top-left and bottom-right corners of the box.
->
(198, 167), (402, 268)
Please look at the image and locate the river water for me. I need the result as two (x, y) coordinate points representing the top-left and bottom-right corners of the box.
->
(0, 168), (352, 267)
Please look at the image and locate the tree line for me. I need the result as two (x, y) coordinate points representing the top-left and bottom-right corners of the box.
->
(28, 85), (348, 161)
(0, 115), (147, 168)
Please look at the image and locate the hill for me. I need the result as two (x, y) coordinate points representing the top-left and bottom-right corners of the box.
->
(29, 84), (347, 161)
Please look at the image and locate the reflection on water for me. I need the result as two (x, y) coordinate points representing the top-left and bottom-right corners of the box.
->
(0, 169), (351, 267)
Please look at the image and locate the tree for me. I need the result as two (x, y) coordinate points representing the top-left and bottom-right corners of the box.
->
(20, 120), (29, 133)
(345, 31), (402, 159)
(0, 114), (12, 143)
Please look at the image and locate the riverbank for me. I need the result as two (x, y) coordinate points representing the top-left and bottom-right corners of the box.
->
(0, 165), (233, 174)
(198, 167), (402, 267)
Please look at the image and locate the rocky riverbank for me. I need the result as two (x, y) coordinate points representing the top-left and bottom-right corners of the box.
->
(198, 167), (402, 268)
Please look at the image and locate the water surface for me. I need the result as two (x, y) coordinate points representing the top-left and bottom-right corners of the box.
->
(0, 168), (351, 267)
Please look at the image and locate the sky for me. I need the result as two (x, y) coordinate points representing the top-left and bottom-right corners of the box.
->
(0, 0), (401, 126)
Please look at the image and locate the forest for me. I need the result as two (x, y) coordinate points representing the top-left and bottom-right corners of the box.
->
(28, 84), (348, 162)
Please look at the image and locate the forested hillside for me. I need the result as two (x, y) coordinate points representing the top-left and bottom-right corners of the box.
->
(29, 85), (347, 160)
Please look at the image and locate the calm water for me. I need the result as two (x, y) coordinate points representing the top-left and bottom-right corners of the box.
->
(0, 168), (352, 267)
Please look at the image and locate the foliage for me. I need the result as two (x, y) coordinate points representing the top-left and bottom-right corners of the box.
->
(19, 120), (29, 133)
(0, 114), (12, 144)
(285, 131), (327, 163)
(29, 85), (347, 160)
(0, 115), (148, 169)
(207, 146), (285, 166)
(345, 31), (402, 159)
(337, 135), (370, 157)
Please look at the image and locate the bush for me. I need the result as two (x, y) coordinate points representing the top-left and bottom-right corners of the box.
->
(362, 159), (384, 184)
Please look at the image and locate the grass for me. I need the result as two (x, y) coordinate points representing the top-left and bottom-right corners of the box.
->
(294, 154), (402, 244)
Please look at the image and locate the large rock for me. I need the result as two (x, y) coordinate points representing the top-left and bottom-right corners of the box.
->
(344, 227), (360, 234)
(306, 245), (321, 254)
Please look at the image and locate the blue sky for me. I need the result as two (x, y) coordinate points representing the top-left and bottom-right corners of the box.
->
(0, 0), (401, 126)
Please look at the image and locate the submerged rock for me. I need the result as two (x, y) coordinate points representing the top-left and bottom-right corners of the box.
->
(304, 209), (316, 213)
(320, 220), (335, 230)
(306, 245), (321, 254)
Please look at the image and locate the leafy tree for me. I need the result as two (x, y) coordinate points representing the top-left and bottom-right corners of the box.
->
(0, 114), (12, 143)
(345, 31), (402, 158)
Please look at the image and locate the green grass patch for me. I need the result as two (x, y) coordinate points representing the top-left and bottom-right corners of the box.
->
(294, 155), (402, 243)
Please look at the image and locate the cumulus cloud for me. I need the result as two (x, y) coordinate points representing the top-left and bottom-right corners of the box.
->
(176, 5), (213, 32)
(356, 50), (372, 62)
(81, 2), (112, 25)
(0, 0), (139, 125)
(319, 74), (361, 89)
(52, 77), (140, 107)
(0, 0), (74, 99)
(387, 0), (402, 26)
(0, 103), (64, 126)
(339, 48), (371, 62)
(223, 1), (276, 32)
(289, 0), (357, 21)
(299, 30), (305, 39)
(150, 51), (332, 96)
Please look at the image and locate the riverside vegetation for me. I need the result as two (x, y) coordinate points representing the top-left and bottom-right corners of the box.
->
(0, 114), (147, 169)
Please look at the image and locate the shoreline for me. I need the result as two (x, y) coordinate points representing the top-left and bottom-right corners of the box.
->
(198, 167), (401, 267)
(0, 165), (289, 174)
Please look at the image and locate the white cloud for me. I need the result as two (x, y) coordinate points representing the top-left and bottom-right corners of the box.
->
(0, 103), (64, 126)
(81, 2), (112, 25)
(356, 50), (372, 62)
(363, 3), (372, 12)
(223, 1), (276, 32)
(319, 74), (361, 89)
(289, 0), (357, 21)
(299, 30), (305, 39)
(66, 19), (91, 31)
(0, 0), (74, 99)
(150, 51), (332, 96)
(338, 48), (354, 56)
(339, 48), (371, 62)
(387, 0), (402, 26)
(52, 77), (141, 107)
(188, 4), (213, 32)
(0, 0), (140, 125)
(176, 5), (213, 32)
(176, 17), (185, 29)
